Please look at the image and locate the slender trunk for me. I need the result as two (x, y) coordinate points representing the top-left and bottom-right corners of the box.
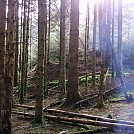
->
(20, 0), (26, 103)
(92, 3), (97, 90)
(29, 15), (32, 70)
(97, 1), (104, 108)
(117, 0), (122, 77)
(24, 0), (31, 95)
(18, 0), (23, 88)
(105, 0), (111, 68)
(59, 0), (66, 99)
(47, 0), (51, 63)
(0, 0), (6, 132)
(84, 1), (90, 95)
(44, 0), (47, 95)
(33, 0), (47, 124)
(3, 0), (15, 132)
(14, 1), (19, 87)
(112, 0), (115, 78)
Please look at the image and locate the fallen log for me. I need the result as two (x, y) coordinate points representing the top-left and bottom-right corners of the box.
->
(59, 131), (67, 134)
(13, 104), (35, 110)
(12, 111), (34, 117)
(109, 99), (126, 103)
(12, 111), (89, 129)
(45, 109), (134, 125)
(43, 100), (64, 109)
(13, 90), (19, 97)
(13, 100), (64, 111)
(12, 111), (134, 131)
(74, 79), (133, 107)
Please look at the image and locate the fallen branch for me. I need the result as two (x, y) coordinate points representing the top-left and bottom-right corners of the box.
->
(45, 109), (134, 125)
(43, 100), (64, 110)
(74, 79), (133, 107)
(13, 104), (35, 110)
(13, 100), (63, 111)
(12, 111), (88, 129)
(13, 90), (19, 97)
(109, 99), (126, 103)
(12, 111), (134, 131)
(12, 111), (34, 117)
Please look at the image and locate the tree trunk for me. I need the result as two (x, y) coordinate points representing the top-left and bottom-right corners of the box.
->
(97, 1), (104, 108)
(2, 0), (15, 132)
(92, 3), (97, 90)
(116, 0), (122, 77)
(29, 14), (32, 70)
(105, 0), (111, 68)
(18, 0), (23, 90)
(0, 0), (6, 132)
(47, 0), (51, 63)
(33, 0), (47, 124)
(63, 0), (81, 106)
(44, 0), (47, 95)
(24, 0), (31, 96)
(20, 0), (26, 103)
(59, 0), (66, 99)
(84, 1), (90, 95)
(111, 0), (115, 78)
(14, 1), (19, 87)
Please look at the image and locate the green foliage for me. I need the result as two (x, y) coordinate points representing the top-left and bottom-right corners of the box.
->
(79, 75), (100, 86)
(34, 74), (101, 90)
(122, 44), (134, 69)
(48, 80), (60, 87)
(108, 93), (122, 101)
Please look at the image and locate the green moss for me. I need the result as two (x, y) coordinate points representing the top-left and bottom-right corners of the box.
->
(47, 80), (60, 86)
(79, 75), (100, 86)
(46, 74), (101, 89)
(108, 93), (120, 101)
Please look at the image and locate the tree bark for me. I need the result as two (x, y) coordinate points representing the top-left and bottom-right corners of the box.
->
(20, 0), (26, 103)
(0, 0), (6, 132)
(14, 1), (19, 87)
(47, 0), (51, 63)
(59, 0), (66, 99)
(24, 0), (31, 96)
(92, 4), (97, 90)
(111, 0), (115, 78)
(97, 1), (104, 108)
(63, 0), (82, 106)
(117, 0), (122, 77)
(3, 0), (15, 132)
(33, 0), (47, 124)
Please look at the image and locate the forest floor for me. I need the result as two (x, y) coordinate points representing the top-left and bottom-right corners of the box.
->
(12, 65), (134, 134)
(12, 96), (134, 134)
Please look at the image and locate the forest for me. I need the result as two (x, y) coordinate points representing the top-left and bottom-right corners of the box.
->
(0, 0), (134, 133)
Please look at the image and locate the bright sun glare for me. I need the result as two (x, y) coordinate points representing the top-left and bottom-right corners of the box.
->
(79, 0), (100, 13)
(86, 0), (101, 5)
